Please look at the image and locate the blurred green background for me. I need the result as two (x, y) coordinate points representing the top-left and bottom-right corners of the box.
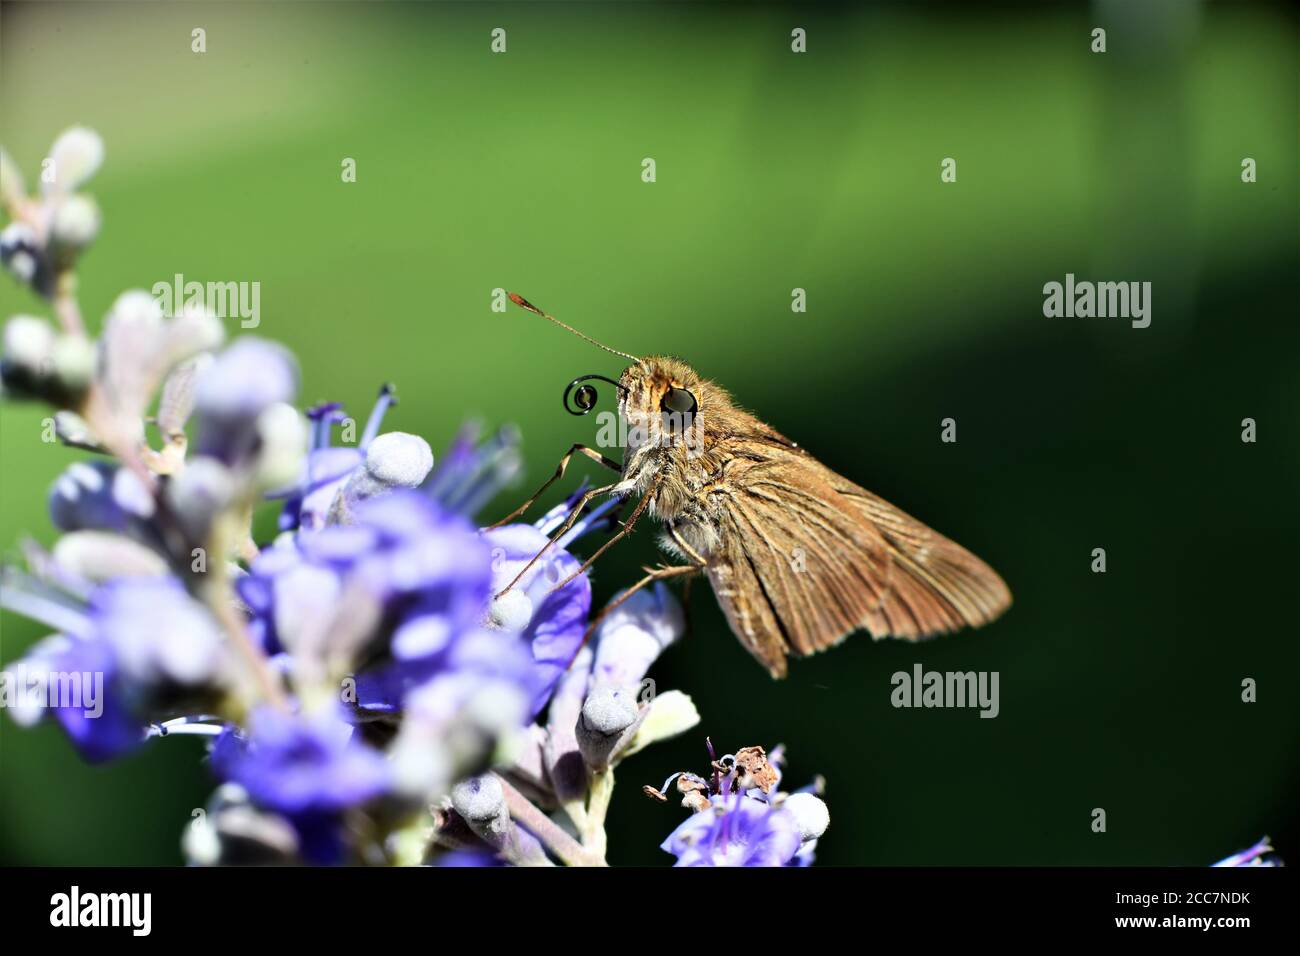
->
(1, 0), (1297, 866)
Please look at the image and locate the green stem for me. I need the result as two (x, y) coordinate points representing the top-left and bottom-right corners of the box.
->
(583, 769), (615, 859)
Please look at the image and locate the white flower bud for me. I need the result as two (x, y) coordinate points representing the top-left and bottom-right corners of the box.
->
(52, 531), (169, 581)
(162, 304), (224, 367)
(166, 456), (235, 538)
(365, 431), (434, 486)
(782, 792), (829, 841)
(450, 775), (512, 851)
(3, 315), (55, 372)
(49, 194), (100, 249)
(50, 334), (96, 390)
(449, 773), (549, 866)
(181, 812), (222, 867)
(3, 250), (37, 284)
(45, 126), (104, 195)
(451, 774), (506, 826)
(253, 402), (307, 490)
(102, 582), (227, 686)
(486, 589), (533, 632)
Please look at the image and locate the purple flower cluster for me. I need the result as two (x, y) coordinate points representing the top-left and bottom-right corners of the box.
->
(0, 126), (816, 867)
(6, 577), (229, 762)
(649, 742), (829, 867)
(2, 357), (625, 862)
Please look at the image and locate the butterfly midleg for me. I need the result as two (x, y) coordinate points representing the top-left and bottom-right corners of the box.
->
(485, 443), (622, 530)
(582, 561), (705, 645)
(494, 480), (622, 598)
(667, 522), (708, 566)
(549, 473), (665, 593)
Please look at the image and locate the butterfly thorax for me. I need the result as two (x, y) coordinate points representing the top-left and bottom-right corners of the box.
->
(616, 357), (774, 558)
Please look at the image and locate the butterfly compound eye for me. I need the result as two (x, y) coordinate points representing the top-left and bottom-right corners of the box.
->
(662, 386), (698, 416)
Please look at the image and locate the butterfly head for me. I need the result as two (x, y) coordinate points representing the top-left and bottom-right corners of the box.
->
(502, 293), (706, 450)
(618, 357), (703, 451)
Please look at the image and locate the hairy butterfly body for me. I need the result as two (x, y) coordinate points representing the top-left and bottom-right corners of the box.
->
(499, 295), (1011, 678)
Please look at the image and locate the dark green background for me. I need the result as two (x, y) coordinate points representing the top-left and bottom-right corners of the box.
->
(1, 1), (1296, 865)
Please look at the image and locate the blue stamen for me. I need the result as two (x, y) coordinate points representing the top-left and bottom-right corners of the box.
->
(306, 402), (344, 451)
(555, 496), (620, 549)
(430, 426), (522, 516)
(360, 384), (397, 449)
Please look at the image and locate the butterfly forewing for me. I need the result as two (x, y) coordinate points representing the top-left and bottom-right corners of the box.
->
(705, 421), (1012, 677)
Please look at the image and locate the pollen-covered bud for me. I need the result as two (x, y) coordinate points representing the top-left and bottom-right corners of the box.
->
(782, 792), (830, 842)
(328, 431), (434, 524)
(253, 402), (308, 491)
(451, 774), (508, 841)
(2, 315), (55, 377)
(194, 337), (298, 464)
(49, 333), (96, 392)
(166, 456), (236, 540)
(49, 194), (101, 254)
(576, 683), (644, 771)
(448, 774), (549, 867)
(0, 316), (94, 404)
(486, 589), (533, 632)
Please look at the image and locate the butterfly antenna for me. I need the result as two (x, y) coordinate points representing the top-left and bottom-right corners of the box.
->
(507, 292), (640, 362)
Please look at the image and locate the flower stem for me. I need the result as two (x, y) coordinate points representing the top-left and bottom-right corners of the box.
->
(583, 769), (614, 859)
(204, 513), (290, 713)
(498, 776), (606, 867)
(53, 269), (85, 337)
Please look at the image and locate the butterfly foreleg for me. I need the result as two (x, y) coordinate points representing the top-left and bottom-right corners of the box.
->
(549, 473), (665, 593)
(485, 443), (622, 530)
(494, 479), (623, 598)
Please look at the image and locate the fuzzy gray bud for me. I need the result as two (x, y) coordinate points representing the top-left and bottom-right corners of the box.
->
(576, 684), (645, 771)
